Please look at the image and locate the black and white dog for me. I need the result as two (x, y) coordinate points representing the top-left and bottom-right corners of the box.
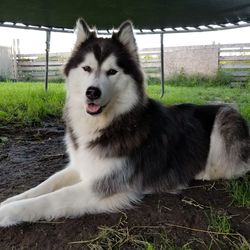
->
(0, 19), (249, 226)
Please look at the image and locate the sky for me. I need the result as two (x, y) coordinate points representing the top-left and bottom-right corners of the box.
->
(0, 26), (250, 54)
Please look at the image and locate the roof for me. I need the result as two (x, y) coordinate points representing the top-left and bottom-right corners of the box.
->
(0, 0), (250, 33)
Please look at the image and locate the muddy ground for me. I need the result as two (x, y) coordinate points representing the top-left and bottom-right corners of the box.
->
(0, 121), (249, 250)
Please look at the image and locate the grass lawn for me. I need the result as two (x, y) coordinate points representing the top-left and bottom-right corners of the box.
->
(148, 84), (250, 121)
(0, 81), (249, 124)
(0, 82), (65, 124)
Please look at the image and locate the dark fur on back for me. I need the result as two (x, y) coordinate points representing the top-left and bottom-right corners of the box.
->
(92, 100), (227, 196)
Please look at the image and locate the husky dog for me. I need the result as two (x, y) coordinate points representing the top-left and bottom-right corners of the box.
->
(0, 19), (249, 227)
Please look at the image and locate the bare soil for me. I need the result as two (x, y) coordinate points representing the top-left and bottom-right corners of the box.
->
(0, 121), (249, 250)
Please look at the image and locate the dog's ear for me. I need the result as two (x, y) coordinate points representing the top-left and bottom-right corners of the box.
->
(75, 18), (96, 46)
(115, 21), (138, 58)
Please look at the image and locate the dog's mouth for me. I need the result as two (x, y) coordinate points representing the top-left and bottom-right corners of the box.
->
(86, 103), (108, 115)
(86, 103), (102, 115)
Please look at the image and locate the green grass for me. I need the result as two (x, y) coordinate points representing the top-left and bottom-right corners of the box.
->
(147, 83), (250, 121)
(0, 81), (249, 125)
(0, 82), (65, 125)
(225, 176), (250, 207)
(206, 209), (232, 234)
(205, 209), (249, 249)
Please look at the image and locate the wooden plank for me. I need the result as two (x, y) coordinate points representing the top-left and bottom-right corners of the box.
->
(145, 73), (160, 78)
(232, 76), (248, 81)
(142, 64), (160, 69)
(21, 71), (60, 77)
(219, 56), (250, 61)
(140, 59), (160, 63)
(139, 47), (160, 51)
(139, 51), (160, 55)
(218, 43), (250, 48)
(28, 76), (64, 81)
(18, 57), (66, 60)
(230, 82), (247, 87)
(141, 61), (160, 64)
(18, 66), (63, 71)
(220, 48), (250, 53)
(17, 52), (70, 58)
(224, 71), (250, 77)
(220, 64), (250, 69)
(143, 67), (160, 73)
(18, 61), (64, 66)
(32, 58), (67, 63)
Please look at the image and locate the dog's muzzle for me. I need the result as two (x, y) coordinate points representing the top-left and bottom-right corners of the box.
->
(85, 87), (103, 115)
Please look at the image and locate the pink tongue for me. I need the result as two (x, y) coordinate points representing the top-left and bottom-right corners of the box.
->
(87, 103), (101, 113)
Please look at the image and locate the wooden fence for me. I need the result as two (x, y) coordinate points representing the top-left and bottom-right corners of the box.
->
(139, 48), (161, 78)
(17, 52), (69, 81)
(16, 50), (161, 81)
(12, 43), (250, 82)
(218, 43), (250, 82)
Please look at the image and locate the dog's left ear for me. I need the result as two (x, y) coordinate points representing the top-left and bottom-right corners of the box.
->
(114, 21), (138, 58)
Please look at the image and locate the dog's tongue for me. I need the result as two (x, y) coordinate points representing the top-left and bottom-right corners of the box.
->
(87, 103), (101, 113)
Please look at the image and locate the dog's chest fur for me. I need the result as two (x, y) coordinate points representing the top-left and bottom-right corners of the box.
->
(71, 147), (125, 184)
(64, 111), (125, 185)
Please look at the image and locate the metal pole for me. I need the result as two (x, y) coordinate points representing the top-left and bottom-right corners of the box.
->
(160, 33), (165, 97)
(45, 30), (51, 92)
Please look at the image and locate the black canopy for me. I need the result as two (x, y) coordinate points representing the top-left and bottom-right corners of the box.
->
(1, 0), (250, 31)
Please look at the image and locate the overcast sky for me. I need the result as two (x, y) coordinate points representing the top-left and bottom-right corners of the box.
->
(0, 26), (250, 54)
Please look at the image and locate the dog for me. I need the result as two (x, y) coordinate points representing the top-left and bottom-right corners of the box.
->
(0, 19), (249, 227)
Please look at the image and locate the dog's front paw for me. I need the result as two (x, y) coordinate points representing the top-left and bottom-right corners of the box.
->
(0, 204), (21, 227)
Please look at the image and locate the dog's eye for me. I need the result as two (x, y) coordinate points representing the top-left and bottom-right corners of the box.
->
(82, 66), (92, 73)
(107, 69), (118, 76)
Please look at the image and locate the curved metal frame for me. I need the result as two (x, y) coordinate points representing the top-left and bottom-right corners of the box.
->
(1, 20), (250, 34)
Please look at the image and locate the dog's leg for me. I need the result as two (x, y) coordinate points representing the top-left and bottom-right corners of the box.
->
(1, 167), (80, 206)
(0, 182), (139, 227)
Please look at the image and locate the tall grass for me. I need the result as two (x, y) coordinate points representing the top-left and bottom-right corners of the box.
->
(0, 81), (249, 125)
(147, 83), (250, 121)
(225, 176), (250, 207)
(0, 82), (65, 125)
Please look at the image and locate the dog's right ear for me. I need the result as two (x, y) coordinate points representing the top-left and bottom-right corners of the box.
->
(75, 18), (95, 46)
(114, 21), (138, 60)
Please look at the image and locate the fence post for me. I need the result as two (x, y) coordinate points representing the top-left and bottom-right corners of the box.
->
(160, 33), (165, 97)
(45, 30), (51, 92)
(12, 39), (18, 81)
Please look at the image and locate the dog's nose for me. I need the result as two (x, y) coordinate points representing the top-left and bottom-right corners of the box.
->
(86, 87), (101, 100)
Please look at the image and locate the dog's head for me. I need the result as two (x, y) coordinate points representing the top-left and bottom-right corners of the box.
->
(64, 18), (145, 117)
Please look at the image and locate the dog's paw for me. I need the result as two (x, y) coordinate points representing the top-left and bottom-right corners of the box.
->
(0, 204), (20, 227)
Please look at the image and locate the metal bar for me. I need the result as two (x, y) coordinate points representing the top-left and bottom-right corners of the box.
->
(0, 23), (73, 33)
(1, 22), (250, 35)
(160, 33), (165, 97)
(12, 39), (18, 81)
(45, 30), (51, 92)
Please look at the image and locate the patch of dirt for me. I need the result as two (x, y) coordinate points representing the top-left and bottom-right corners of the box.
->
(0, 122), (249, 249)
